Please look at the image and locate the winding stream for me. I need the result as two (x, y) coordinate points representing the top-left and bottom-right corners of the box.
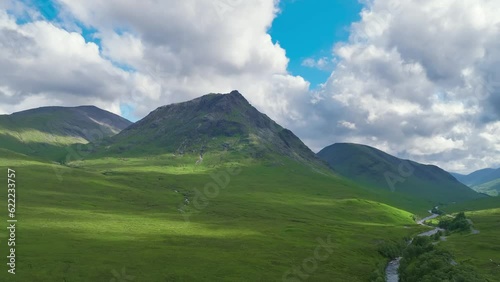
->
(385, 210), (444, 282)
(385, 257), (401, 282)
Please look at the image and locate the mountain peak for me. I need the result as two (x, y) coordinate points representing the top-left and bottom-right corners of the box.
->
(229, 89), (242, 96)
(224, 89), (248, 103)
(99, 91), (325, 168)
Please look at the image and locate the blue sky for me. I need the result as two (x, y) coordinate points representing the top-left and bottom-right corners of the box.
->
(19, 0), (101, 45)
(14, 0), (57, 23)
(22, 0), (362, 90)
(16, 0), (364, 119)
(270, 0), (362, 88)
(22, 0), (363, 120)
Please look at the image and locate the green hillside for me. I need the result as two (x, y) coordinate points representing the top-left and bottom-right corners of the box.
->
(444, 196), (500, 213)
(450, 208), (500, 281)
(0, 94), (494, 281)
(317, 143), (485, 205)
(0, 94), (430, 281)
(0, 148), (427, 281)
(437, 206), (500, 281)
(472, 179), (500, 196)
(0, 106), (131, 161)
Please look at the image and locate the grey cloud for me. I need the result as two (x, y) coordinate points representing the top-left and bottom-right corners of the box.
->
(0, 28), (36, 55)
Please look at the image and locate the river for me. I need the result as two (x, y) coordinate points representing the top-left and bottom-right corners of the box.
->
(385, 210), (444, 282)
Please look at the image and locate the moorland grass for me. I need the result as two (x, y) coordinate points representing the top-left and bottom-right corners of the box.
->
(438, 208), (500, 281)
(0, 150), (430, 281)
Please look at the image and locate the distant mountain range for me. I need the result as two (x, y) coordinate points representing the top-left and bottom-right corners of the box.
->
(0, 92), (486, 205)
(452, 168), (500, 196)
(0, 106), (131, 160)
(317, 143), (485, 204)
(1, 91), (497, 282)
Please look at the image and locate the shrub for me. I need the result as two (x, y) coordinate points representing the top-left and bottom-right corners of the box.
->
(399, 235), (486, 282)
(369, 262), (386, 282)
(377, 240), (406, 259)
(431, 206), (444, 215)
(438, 212), (471, 232)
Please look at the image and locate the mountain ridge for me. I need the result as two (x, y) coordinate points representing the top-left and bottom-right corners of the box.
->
(452, 168), (500, 186)
(317, 142), (485, 204)
(452, 167), (500, 196)
(0, 105), (132, 160)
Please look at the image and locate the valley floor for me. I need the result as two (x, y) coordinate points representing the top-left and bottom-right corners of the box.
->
(0, 150), (496, 281)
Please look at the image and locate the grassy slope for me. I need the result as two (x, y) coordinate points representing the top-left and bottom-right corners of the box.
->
(0, 150), (428, 281)
(438, 208), (500, 281)
(0, 116), (86, 160)
(433, 199), (500, 281)
(472, 179), (500, 196)
(0, 107), (131, 162)
(443, 197), (500, 213)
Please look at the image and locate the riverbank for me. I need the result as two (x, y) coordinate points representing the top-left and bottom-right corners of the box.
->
(385, 210), (486, 282)
(385, 211), (442, 281)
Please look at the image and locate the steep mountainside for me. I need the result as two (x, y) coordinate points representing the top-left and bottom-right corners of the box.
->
(317, 143), (485, 204)
(452, 168), (500, 196)
(0, 106), (131, 160)
(98, 90), (326, 168)
(452, 168), (500, 186)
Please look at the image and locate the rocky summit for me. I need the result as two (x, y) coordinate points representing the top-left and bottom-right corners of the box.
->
(100, 90), (325, 168)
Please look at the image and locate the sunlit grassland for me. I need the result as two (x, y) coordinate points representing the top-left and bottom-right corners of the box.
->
(0, 116), (88, 161)
(0, 150), (427, 281)
(0, 128), (86, 145)
(473, 179), (500, 196)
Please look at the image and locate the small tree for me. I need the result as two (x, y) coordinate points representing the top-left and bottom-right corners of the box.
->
(438, 212), (471, 232)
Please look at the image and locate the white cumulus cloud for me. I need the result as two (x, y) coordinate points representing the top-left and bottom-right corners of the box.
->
(303, 0), (500, 173)
(1, 0), (500, 173)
